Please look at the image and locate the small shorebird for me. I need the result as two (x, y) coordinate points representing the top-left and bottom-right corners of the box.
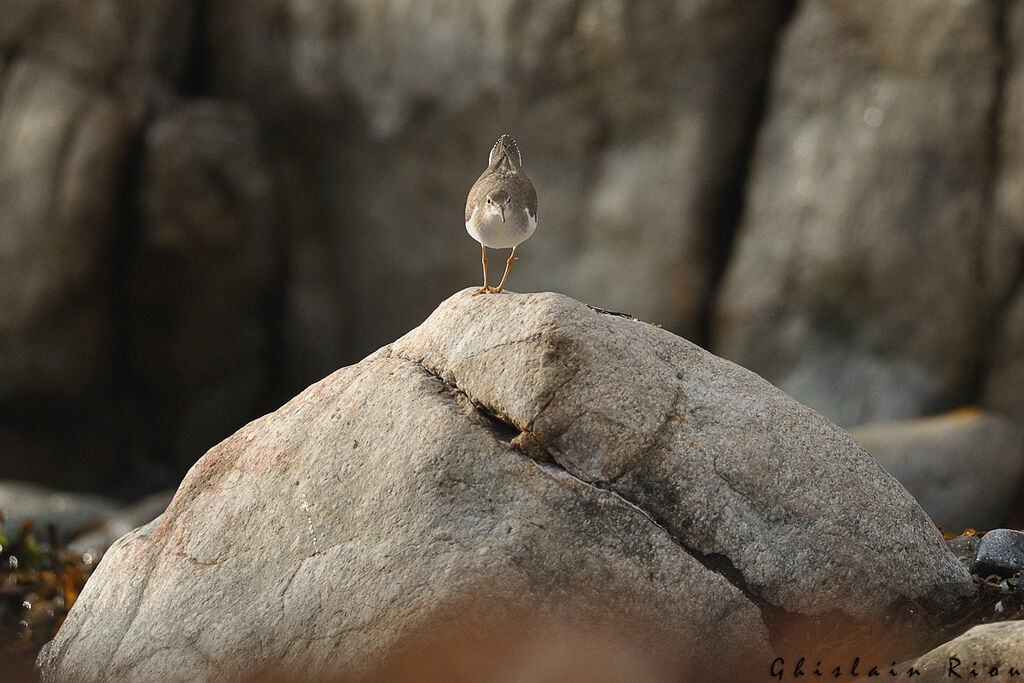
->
(465, 134), (538, 295)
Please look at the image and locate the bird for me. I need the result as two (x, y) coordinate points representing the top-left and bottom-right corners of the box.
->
(465, 134), (538, 295)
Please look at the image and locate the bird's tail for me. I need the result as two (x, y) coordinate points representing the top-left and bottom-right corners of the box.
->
(488, 134), (523, 168)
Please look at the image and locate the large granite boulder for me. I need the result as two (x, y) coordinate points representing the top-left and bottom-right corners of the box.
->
(39, 291), (972, 680)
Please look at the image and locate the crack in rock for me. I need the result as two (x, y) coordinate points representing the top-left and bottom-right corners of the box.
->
(391, 350), (916, 656)
(392, 352), (772, 617)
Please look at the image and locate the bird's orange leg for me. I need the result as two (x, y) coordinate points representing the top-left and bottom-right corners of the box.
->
(493, 246), (517, 293)
(473, 245), (493, 295)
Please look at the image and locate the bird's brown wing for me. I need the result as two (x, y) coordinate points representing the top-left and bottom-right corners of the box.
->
(465, 169), (491, 223)
(523, 173), (538, 219)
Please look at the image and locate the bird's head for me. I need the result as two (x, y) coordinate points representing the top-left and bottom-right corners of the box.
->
(484, 190), (513, 222)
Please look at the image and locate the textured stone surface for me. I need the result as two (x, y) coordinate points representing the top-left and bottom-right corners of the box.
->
(975, 529), (1024, 579)
(390, 291), (972, 617)
(985, 287), (1024, 424)
(38, 290), (971, 681)
(713, 0), (1003, 428)
(0, 57), (133, 488)
(852, 410), (1024, 532)
(911, 621), (1024, 678)
(0, 0), (193, 90)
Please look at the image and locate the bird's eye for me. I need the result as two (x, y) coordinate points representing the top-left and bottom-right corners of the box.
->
(486, 197), (491, 204)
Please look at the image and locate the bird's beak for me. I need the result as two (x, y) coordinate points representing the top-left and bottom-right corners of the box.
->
(499, 206), (505, 222)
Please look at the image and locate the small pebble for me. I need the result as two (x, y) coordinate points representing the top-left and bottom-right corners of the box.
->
(974, 528), (1024, 579)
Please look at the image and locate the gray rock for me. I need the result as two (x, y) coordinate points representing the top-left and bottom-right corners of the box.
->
(128, 100), (276, 471)
(0, 58), (131, 403)
(0, 481), (118, 541)
(911, 621), (1024, 678)
(0, 0), (193, 92)
(67, 490), (174, 557)
(985, 286), (1024, 427)
(713, 0), (1002, 428)
(982, 1), (1024, 303)
(0, 57), (134, 488)
(39, 290), (971, 681)
(982, 4), (1024, 427)
(852, 410), (1024, 532)
(975, 529), (1024, 579)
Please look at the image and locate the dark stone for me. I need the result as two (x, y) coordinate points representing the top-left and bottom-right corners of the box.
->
(974, 528), (1024, 579)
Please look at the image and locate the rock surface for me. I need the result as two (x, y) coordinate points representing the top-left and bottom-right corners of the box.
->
(127, 100), (276, 472)
(713, 0), (1003, 428)
(911, 621), (1024, 678)
(67, 490), (174, 557)
(852, 409), (1024, 532)
(206, 0), (791, 347)
(39, 291), (972, 680)
(0, 481), (117, 542)
(975, 529), (1024, 580)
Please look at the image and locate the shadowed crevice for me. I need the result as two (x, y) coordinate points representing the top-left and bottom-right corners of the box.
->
(697, 0), (798, 350)
(179, 0), (211, 97)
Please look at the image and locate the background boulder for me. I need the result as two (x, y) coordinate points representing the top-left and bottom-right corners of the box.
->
(852, 410), (1024, 532)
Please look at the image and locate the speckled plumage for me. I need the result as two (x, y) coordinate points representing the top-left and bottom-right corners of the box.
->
(465, 135), (538, 294)
(465, 135), (538, 248)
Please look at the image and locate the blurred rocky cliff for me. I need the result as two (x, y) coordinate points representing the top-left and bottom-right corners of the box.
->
(1, 0), (1022, 501)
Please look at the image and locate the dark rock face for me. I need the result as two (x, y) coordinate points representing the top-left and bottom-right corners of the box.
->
(127, 101), (276, 472)
(37, 291), (971, 681)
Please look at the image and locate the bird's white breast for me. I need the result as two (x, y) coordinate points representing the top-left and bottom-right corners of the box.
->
(466, 207), (537, 249)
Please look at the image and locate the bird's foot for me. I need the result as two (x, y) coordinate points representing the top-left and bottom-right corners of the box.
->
(473, 285), (498, 296)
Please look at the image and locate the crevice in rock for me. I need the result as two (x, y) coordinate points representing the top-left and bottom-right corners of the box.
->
(395, 350), (939, 661)
(519, 441), (761, 598)
(397, 351), (776, 617)
(971, 0), (1019, 405)
(108, 111), (163, 498)
(695, 0), (798, 350)
(0, 48), (17, 112)
(179, 0), (211, 97)
(585, 304), (640, 320)
(471, 402), (521, 443)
